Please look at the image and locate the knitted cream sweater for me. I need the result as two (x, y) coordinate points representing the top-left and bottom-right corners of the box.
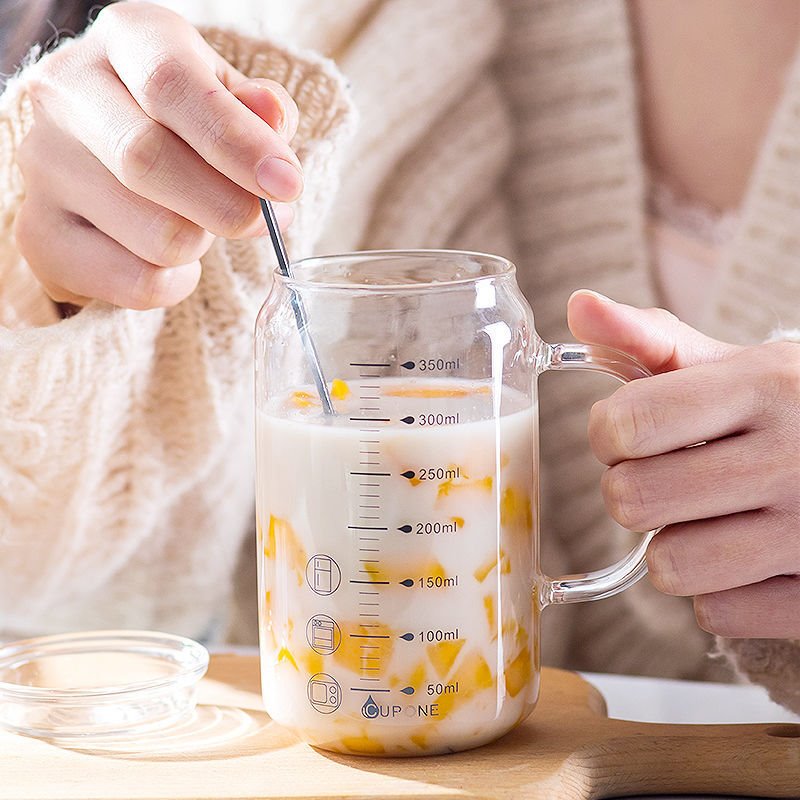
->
(1, 0), (799, 712)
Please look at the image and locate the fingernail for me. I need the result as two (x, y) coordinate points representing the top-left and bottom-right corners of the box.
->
(574, 289), (613, 304)
(256, 156), (303, 202)
(263, 88), (287, 135)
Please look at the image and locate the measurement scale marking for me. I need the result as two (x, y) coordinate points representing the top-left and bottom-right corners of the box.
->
(351, 375), (387, 683)
(348, 525), (388, 530)
(350, 687), (389, 692)
(350, 362), (391, 367)
(350, 471), (390, 477)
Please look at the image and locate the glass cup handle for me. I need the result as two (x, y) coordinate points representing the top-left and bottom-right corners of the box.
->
(539, 342), (660, 607)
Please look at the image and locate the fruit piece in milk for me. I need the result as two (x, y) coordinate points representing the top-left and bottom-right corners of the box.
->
(256, 379), (538, 755)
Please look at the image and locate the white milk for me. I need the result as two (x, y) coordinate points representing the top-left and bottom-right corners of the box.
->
(256, 379), (539, 755)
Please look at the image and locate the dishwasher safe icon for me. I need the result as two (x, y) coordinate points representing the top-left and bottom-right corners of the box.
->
(306, 554), (341, 596)
(307, 673), (341, 714)
(306, 614), (341, 655)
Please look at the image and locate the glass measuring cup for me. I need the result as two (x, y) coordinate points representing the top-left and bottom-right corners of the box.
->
(254, 250), (657, 756)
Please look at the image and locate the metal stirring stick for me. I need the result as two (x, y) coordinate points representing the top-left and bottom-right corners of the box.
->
(260, 198), (335, 415)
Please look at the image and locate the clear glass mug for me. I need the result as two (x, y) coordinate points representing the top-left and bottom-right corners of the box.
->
(255, 250), (656, 756)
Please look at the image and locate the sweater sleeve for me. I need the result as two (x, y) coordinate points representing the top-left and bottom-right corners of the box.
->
(0, 28), (355, 638)
(714, 326), (800, 715)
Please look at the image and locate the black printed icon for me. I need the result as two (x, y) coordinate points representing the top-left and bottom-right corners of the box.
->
(306, 614), (342, 655)
(306, 555), (341, 595)
(308, 673), (341, 714)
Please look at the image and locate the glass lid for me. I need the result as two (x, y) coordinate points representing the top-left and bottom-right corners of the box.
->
(0, 630), (209, 741)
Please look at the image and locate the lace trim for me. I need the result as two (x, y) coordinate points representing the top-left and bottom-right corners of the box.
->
(648, 178), (739, 247)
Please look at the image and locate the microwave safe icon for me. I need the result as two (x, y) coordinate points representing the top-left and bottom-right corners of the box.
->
(307, 673), (341, 714)
(306, 554), (341, 596)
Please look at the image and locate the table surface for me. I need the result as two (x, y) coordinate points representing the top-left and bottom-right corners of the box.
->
(213, 647), (800, 800)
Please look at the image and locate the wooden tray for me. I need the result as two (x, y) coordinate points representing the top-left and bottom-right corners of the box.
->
(1, 654), (798, 799)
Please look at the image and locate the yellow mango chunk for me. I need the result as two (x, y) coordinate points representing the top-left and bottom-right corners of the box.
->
(290, 390), (318, 409)
(505, 648), (532, 698)
(428, 560), (447, 581)
(408, 661), (427, 692)
(474, 554), (495, 583)
(263, 516), (307, 586)
(435, 650), (494, 718)
(427, 639), (465, 679)
(341, 735), (385, 755)
(483, 595), (496, 641)
(331, 379), (350, 400)
(465, 652), (494, 692)
(410, 732), (428, 749)
(333, 621), (394, 675)
(361, 563), (382, 581)
(473, 549), (511, 582)
(500, 487), (533, 535)
(277, 646), (298, 670)
(451, 516), (465, 529)
(297, 648), (323, 676)
(438, 475), (492, 500)
(384, 385), (489, 399)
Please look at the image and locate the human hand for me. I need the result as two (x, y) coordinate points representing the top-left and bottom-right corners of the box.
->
(15, 2), (302, 310)
(568, 290), (800, 638)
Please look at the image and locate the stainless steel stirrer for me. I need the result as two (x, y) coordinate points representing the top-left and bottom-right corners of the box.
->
(259, 198), (334, 415)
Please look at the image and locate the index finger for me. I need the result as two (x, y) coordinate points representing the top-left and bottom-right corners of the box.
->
(588, 357), (761, 465)
(98, 3), (303, 202)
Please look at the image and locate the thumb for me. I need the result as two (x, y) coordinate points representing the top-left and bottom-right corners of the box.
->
(567, 290), (739, 373)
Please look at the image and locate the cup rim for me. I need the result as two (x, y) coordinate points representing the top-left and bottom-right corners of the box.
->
(274, 249), (516, 291)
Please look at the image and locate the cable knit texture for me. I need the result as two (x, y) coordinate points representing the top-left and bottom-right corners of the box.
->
(0, 25), (356, 640)
(1, 0), (799, 711)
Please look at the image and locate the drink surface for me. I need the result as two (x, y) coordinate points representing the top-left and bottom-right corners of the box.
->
(256, 379), (539, 755)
